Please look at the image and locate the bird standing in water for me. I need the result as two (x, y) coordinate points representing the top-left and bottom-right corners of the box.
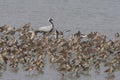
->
(38, 18), (54, 33)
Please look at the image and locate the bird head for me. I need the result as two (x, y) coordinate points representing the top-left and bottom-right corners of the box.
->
(49, 18), (53, 22)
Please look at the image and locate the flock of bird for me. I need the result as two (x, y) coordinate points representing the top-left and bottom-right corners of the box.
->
(0, 18), (120, 79)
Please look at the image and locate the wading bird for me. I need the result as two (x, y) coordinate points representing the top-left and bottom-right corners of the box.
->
(38, 18), (54, 33)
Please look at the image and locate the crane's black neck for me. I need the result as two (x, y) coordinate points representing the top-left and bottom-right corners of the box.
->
(49, 21), (54, 32)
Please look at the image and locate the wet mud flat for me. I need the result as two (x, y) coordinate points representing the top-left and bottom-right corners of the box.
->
(0, 24), (120, 80)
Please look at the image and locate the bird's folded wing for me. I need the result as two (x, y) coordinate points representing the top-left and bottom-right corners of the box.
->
(38, 25), (52, 32)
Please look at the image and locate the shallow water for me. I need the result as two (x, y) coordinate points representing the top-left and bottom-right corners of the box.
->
(0, 0), (120, 80)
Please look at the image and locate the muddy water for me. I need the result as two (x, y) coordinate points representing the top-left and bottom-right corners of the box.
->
(0, 0), (120, 80)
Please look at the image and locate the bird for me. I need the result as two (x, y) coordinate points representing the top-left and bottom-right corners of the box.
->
(115, 32), (119, 38)
(38, 18), (54, 33)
